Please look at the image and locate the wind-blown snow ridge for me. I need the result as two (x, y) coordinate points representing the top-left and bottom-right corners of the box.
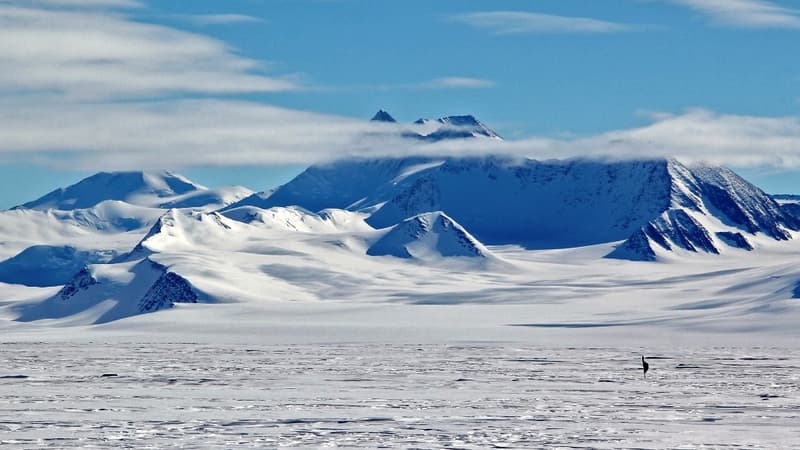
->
(133, 209), (236, 255)
(223, 205), (371, 233)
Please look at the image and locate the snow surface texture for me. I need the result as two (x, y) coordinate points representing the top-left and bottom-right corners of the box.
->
(0, 343), (798, 448)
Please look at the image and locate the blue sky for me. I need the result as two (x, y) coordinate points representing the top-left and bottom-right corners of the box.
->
(1, 0), (800, 207)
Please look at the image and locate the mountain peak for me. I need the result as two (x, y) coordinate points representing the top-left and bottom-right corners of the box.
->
(370, 110), (397, 123)
(367, 211), (493, 260)
(438, 115), (479, 126)
(410, 114), (500, 141)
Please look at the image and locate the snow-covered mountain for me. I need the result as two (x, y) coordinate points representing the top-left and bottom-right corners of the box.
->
(17, 170), (251, 211)
(369, 157), (798, 257)
(0, 171), (252, 289)
(228, 155), (794, 259)
(4, 133), (800, 326)
(367, 211), (494, 260)
(608, 163), (796, 260)
(14, 209), (239, 323)
(223, 110), (500, 210)
(18, 171), (203, 210)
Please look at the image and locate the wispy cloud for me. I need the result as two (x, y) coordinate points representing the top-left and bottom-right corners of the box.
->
(168, 13), (264, 26)
(0, 98), (396, 168)
(660, 0), (800, 29)
(421, 77), (495, 89)
(414, 109), (800, 168)
(451, 11), (635, 34)
(0, 3), (299, 100)
(364, 77), (496, 92)
(4, 102), (800, 171)
(6, 0), (144, 9)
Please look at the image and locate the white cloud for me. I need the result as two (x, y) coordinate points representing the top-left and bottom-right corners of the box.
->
(7, 0), (144, 7)
(422, 77), (496, 89)
(3, 102), (800, 171)
(414, 109), (800, 168)
(451, 11), (634, 34)
(373, 77), (496, 91)
(660, 0), (800, 29)
(0, 98), (403, 169)
(169, 14), (264, 26)
(0, 3), (299, 100)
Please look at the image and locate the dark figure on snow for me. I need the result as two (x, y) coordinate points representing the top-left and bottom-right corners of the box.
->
(641, 355), (649, 379)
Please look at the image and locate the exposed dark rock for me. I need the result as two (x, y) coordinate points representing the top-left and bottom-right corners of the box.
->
(715, 231), (753, 250)
(137, 271), (198, 313)
(58, 266), (98, 300)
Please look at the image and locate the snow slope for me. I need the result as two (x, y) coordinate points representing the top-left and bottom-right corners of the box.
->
(224, 157), (441, 212)
(14, 257), (197, 324)
(0, 245), (117, 287)
(157, 185), (253, 210)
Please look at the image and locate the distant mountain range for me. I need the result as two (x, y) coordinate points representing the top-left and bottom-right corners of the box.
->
(2, 110), (799, 323)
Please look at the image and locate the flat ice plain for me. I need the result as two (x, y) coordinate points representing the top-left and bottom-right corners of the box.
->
(1, 343), (798, 448)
